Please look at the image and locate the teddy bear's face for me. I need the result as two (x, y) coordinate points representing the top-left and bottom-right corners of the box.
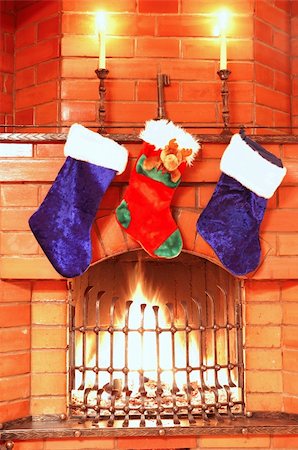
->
(162, 153), (180, 172)
(142, 138), (194, 183)
(160, 139), (183, 172)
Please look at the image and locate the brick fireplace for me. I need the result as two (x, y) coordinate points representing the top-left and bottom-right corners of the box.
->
(1, 0), (298, 449)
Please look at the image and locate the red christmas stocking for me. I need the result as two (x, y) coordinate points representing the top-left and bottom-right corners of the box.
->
(116, 120), (199, 258)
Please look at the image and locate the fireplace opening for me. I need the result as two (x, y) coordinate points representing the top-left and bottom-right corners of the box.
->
(69, 251), (245, 427)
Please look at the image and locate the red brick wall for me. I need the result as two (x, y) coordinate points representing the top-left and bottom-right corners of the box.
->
(254, 0), (291, 133)
(0, 0), (15, 130)
(60, 0), (256, 129)
(30, 280), (67, 416)
(3, 0), (298, 131)
(291, 2), (298, 133)
(14, 0), (61, 130)
(0, 280), (31, 423)
(246, 280), (289, 413)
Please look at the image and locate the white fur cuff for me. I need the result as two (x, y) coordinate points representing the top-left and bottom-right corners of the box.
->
(220, 134), (287, 199)
(140, 119), (200, 165)
(64, 123), (128, 174)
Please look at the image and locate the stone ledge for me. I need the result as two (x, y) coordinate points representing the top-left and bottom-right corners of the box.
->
(1, 132), (298, 144)
(1, 413), (298, 441)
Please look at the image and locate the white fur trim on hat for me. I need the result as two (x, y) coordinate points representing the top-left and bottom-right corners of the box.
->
(220, 133), (287, 199)
(139, 119), (200, 165)
(64, 123), (128, 174)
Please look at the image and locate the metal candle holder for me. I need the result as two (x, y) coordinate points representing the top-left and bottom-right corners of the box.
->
(95, 68), (109, 133)
(217, 68), (232, 134)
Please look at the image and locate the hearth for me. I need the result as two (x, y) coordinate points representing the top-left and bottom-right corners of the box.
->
(69, 252), (244, 428)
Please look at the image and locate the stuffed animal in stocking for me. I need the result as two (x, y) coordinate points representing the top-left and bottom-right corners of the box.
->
(116, 119), (200, 259)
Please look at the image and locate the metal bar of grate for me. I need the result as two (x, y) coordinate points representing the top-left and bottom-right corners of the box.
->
(122, 300), (133, 427)
(93, 291), (104, 424)
(139, 303), (147, 427)
(69, 283), (245, 427)
(167, 302), (181, 425)
(181, 301), (196, 425)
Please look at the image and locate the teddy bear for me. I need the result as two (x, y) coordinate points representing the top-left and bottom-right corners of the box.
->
(143, 138), (193, 183)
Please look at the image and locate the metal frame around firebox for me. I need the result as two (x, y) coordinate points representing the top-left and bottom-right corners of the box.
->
(68, 279), (245, 428)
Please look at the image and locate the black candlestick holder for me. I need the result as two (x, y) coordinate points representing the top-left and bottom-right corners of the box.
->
(217, 68), (232, 134)
(95, 68), (109, 134)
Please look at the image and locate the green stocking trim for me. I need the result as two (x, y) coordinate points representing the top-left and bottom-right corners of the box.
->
(136, 154), (180, 188)
(154, 229), (183, 258)
(116, 199), (131, 229)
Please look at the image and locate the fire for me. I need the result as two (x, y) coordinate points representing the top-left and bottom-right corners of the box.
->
(71, 264), (241, 418)
(73, 267), (203, 394)
(69, 255), (246, 426)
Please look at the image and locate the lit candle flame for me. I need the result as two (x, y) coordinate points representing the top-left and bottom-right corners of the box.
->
(217, 9), (229, 34)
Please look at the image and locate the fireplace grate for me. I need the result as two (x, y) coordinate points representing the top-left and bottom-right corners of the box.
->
(68, 278), (245, 428)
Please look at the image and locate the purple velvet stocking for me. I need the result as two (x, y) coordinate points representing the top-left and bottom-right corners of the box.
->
(197, 133), (286, 276)
(29, 158), (116, 278)
(197, 173), (267, 276)
(29, 123), (128, 278)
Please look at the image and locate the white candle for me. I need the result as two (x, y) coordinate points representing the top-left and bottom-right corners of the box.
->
(96, 12), (106, 69)
(220, 34), (227, 70)
(216, 9), (229, 71)
(99, 31), (106, 69)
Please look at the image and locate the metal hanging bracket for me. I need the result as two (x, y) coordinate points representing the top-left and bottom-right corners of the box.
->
(156, 73), (170, 120)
